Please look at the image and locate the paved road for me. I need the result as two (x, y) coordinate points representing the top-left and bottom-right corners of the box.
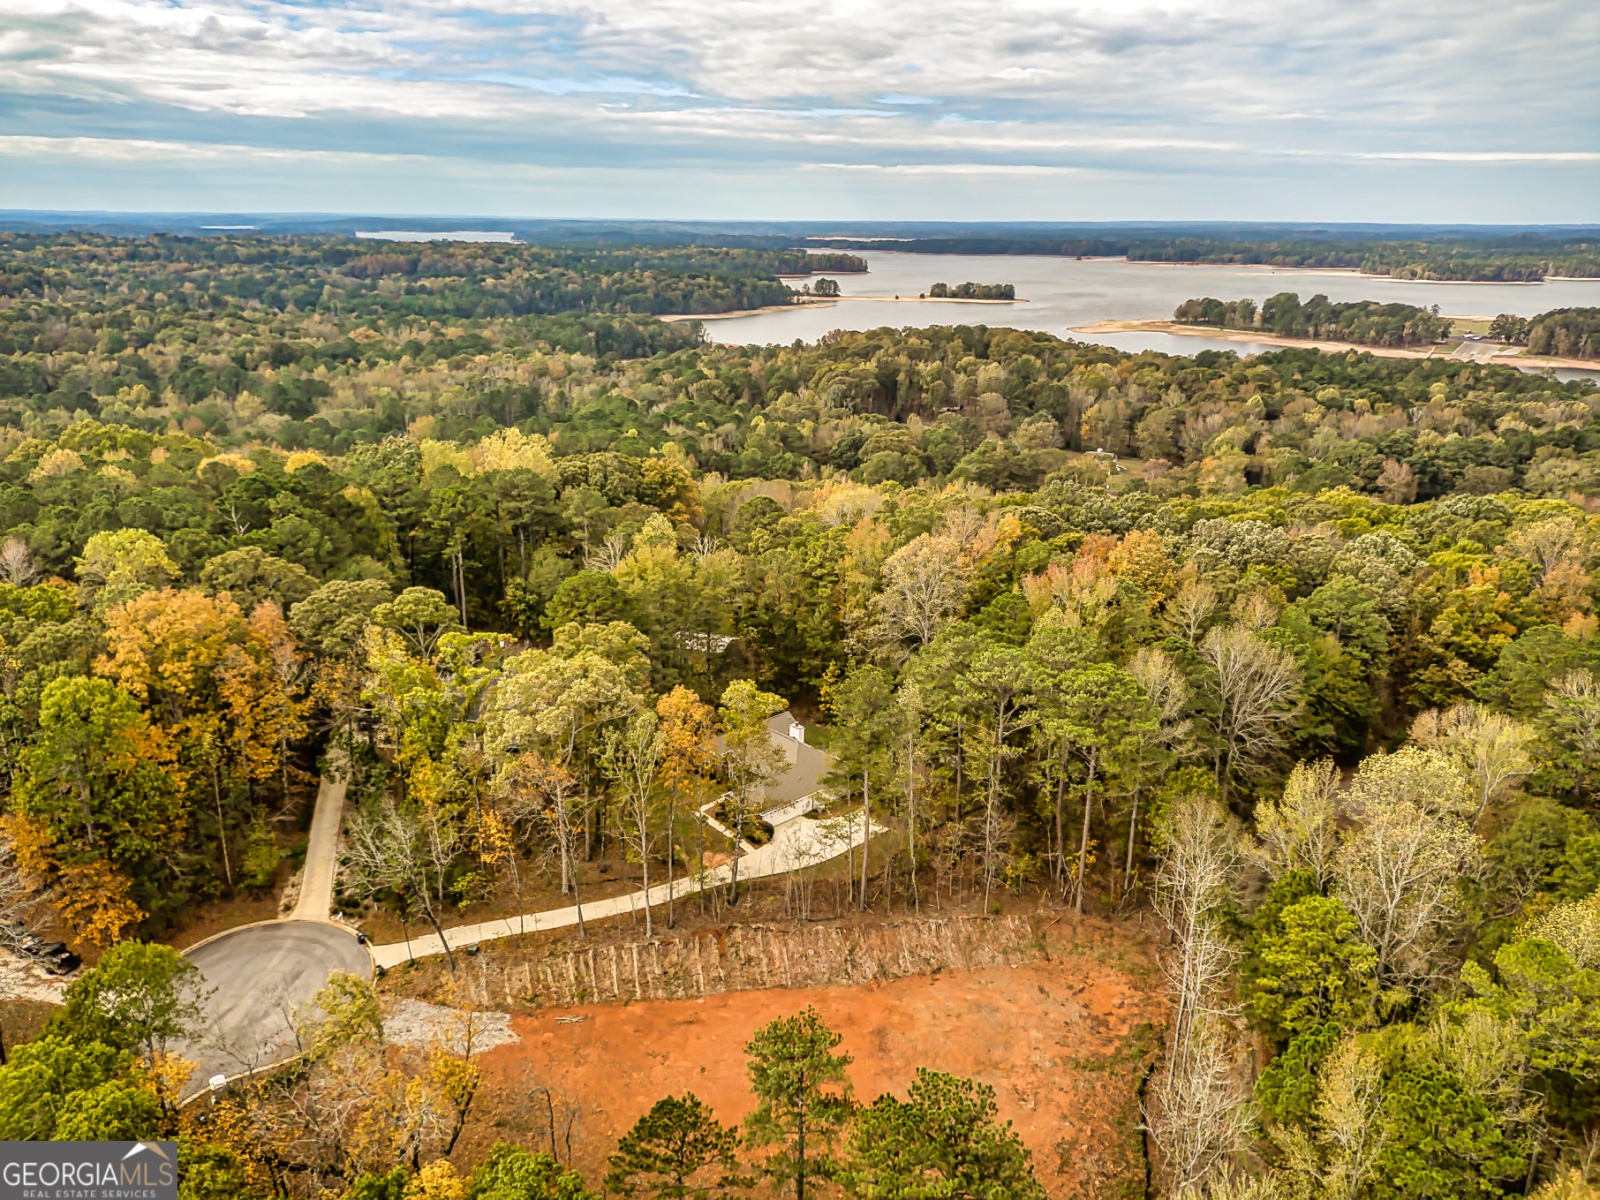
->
(176, 763), (365, 1099)
(371, 811), (878, 968)
(292, 767), (347, 920)
(178, 920), (371, 1097)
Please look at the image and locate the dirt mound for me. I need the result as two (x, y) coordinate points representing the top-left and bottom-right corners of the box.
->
(463, 934), (1164, 1200)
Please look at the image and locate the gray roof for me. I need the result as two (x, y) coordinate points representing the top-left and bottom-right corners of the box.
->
(762, 711), (834, 804)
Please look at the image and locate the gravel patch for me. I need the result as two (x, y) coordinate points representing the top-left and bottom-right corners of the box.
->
(383, 998), (519, 1056)
(0, 950), (69, 1005)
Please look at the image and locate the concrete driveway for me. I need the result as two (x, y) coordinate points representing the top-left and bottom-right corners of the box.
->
(179, 920), (371, 1097)
(370, 810), (880, 968)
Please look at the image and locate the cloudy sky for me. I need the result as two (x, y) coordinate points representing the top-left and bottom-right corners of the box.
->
(1, 0), (1596, 221)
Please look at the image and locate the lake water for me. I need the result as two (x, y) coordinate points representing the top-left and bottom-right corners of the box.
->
(705, 251), (1600, 378)
(355, 230), (517, 242)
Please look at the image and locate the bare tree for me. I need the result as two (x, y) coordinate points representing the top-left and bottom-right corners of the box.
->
(603, 711), (663, 937)
(343, 795), (462, 972)
(870, 533), (969, 648)
(1505, 516), (1588, 586)
(957, 647), (1040, 911)
(938, 505), (986, 553)
(1253, 759), (1341, 889)
(1411, 703), (1535, 829)
(1147, 795), (1251, 1194)
(501, 751), (589, 933)
(1312, 1036), (1388, 1200)
(0, 537), (36, 587)
(1332, 747), (1479, 988)
(1199, 625), (1302, 799)
(1125, 646), (1194, 889)
(585, 532), (630, 573)
(1166, 575), (1218, 646)
(896, 680), (928, 911)
(1148, 1016), (1255, 1195)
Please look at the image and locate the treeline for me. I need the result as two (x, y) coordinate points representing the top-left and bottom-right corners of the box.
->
(1174, 292), (1454, 346)
(1491, 308), (1600, 360)
(4, 947), (1045, 1200)
(806, 234), (1600, 281)
(929, 282), (1016, 300)
(1138, 237), (1600, 281)
(0, 234), (854, 321)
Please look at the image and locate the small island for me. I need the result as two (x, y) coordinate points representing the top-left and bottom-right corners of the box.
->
(928, 281), (1016, 300)
(1173, 292), (1452, 347)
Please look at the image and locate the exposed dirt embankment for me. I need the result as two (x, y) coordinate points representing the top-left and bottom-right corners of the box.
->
(450, 916), (1165, 1200)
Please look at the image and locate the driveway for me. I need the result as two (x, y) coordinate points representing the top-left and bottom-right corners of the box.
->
(179, 920), (371, 1097)
(176, 762), (366, 1098)
(292, 767), (347, 920)
(370, 810), (880, 968)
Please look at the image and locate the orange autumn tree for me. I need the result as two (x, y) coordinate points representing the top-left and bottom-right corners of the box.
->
(225, 601), (313, 804)
(97, 588), (308, 890)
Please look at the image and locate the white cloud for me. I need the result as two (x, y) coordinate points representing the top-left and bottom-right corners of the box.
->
(0, 0), (1594, 217)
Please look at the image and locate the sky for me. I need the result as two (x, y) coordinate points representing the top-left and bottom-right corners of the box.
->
(0, 0), (1596, 222)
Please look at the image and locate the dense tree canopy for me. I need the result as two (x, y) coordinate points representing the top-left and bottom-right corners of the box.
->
(2, 234), (1599, 1199)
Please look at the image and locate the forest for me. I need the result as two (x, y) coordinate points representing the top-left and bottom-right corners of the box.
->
(812, 234), (1600, 282)
(1, 234), (1600, 1199)
(1173, 294), (1456, 348)
(1490, 310), (1600, 361)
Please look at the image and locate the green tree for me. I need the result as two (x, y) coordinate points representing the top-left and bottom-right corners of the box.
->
(824, 665), (895, 911)
(607, 1094), (743, 1200)
(52, 1079), (162, 1140)
(0, 1035), (135, 1138)
(373, 586), (463, 657)
(177, 1139), (264, 1200)
(1253, 1021), (1343, 1128)
(289, 578), (395, 657)
(75, 528), (179, 611)
(340, 1168), (408, 1200)
(199, 546), (317, 612)
(1036, 662), (1155, 913)
(16, 675), (183, 870)
(1371, 1065), (1524, 1200)
(468, 1143), (597, 1200)
(1246, 895), (1377, 1044)
(49, 940), (211, 1061)
(745, 1009), (854, 1200)
(544, 571), (636, 631)
(846, 1068), (1045, 1200)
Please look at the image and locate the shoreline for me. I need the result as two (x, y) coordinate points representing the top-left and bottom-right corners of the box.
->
(1073, 320), (1598, 371)
(663, 295), (1027, 323)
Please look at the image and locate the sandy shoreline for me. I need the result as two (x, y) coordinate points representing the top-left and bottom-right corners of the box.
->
(662, 295), (1026, 323)
(1073, 319), (1597, 371)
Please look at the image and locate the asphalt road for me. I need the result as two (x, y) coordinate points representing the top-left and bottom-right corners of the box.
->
(179, 920), (371, 1097)
(291, 767), (347, 920)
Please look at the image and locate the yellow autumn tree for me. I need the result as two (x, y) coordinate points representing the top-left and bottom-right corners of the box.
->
(98, 588), (301, 889)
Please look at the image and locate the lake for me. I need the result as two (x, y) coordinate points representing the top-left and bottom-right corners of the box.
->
(703, 251), (1600, 377)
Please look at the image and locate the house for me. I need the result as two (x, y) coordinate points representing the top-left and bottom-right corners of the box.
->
(760, 711), (833, 811)
(703, 711), (836, 846)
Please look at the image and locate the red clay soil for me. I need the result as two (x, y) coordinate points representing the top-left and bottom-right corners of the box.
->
(465, 952), (1165, 1200)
